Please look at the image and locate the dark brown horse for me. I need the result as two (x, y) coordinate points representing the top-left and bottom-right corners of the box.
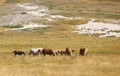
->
(12, 50), (25, 56)
(65, 47), (74, 56)
(42, 48), (55, 56)
(79, 48), (88, 56)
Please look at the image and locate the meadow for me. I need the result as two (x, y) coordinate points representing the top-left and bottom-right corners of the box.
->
(0, 27), (120, 76)
(39, 0), (120, 19)
(0, 0), (120, 76)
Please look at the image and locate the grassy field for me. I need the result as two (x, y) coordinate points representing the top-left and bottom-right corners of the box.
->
(0, 0), (120, 76)
(0, 26), (120, 76)
(39, 0), (120, 19)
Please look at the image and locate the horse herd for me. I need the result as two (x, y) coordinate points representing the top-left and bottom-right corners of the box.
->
(12, 47), (88, 56)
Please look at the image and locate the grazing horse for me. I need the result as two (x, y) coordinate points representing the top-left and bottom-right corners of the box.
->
(60, 50), (67, 56)
(54, 50), (59, 56)
(29, 48), (43, 56)
(54, 49), (61, 56)
(66, 47), (74, 56)
(12, 50), (25, 56)
(42, 48), (55, 56)
(79, 48), (88, 56)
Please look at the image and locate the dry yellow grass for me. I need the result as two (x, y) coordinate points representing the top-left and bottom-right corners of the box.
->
(0, 27), (9, 31)
(0, 54), (120, 76)
(0, 30), (120, 76)
(0, 0), (120, 76)
(0, 0), (5, 4)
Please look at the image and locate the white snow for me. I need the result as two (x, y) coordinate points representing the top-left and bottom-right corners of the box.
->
(12, 23), (48, 30)
(16, 3), (49, 17)
(27, 11), (47, 17)
(75, 19), (120, 37)
(16, 3), (83, 21)
(16, 3), (39, 10)
(50, 15), (68, 19)
(2, 3), (120, 38)
(99, 32), (120, 37)
(50, 15), (82, 20)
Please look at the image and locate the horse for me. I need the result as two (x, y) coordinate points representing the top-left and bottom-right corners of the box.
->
(60, 50), (67, 56)
(65, 47), (74, 56)
(12, 50), (25, 56)
(42, 48), (55, 56)
(79, 48), (88, 56)
(54, 49), (62, 56)
(29, 48), (43, 56)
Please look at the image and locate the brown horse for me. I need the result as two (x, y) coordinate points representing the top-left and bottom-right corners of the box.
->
(65, 47), (74, 56)
(79, 48), (88, 56)
(42, 48), (55, 56)
(60, 50), (67, 56)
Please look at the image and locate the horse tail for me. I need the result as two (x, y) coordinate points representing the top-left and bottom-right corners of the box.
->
(29, 50), (32, 55)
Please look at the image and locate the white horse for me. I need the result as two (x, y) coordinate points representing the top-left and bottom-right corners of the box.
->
(29, 48), (43, 56)
(53, 49), (61, 56)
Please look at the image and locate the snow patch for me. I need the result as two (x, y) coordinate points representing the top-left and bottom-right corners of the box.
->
(50, 15), (68, 19)
(16, 3), (82, 20)
(27, 11), (47, 17)
(10, 23), (48, 31)
(75, 19), (120, 37)
(16, 3), (49, 17)
(16, 3), (39, 10)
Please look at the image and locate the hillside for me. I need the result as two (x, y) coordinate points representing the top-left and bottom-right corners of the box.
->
(0, 0), (31, 4)
(0, 0), (120, 4)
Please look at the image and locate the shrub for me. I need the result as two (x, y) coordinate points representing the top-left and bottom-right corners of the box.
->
(2, 24), (23, 28)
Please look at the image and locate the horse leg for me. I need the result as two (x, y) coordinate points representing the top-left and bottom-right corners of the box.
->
(23, 52), (25, 55)
(29, 52), (31, 55)
(43, 53), (46, 56)
(50, 53), (51, 56)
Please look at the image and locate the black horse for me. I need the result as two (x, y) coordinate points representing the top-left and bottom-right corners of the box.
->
(12, 50), (25, 56)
